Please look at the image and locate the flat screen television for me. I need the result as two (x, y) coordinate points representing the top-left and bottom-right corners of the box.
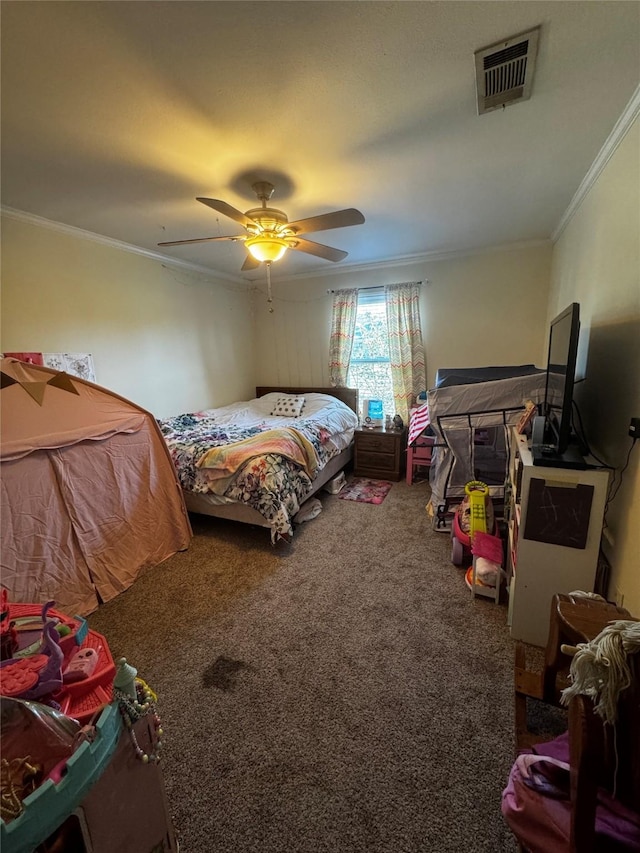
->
(541, 302), (581, 457)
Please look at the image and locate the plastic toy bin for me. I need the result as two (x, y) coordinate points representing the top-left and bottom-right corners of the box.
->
(0, 703), (178, 852)
(5, 604), (116, 725)
(0, 703), (122, 853)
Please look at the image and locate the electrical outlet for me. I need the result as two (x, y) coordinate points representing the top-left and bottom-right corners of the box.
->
(629, 417), (640, 439)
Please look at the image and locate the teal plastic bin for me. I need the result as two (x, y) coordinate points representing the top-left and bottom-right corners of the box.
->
(0, 703), (122, 853)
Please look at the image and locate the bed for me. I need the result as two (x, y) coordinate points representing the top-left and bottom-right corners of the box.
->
(158, 386), (358, 542)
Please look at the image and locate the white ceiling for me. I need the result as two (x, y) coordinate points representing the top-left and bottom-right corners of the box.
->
(1, 1), (639, 282)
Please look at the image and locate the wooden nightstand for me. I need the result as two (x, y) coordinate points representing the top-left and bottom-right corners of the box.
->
(353, 427), (407, 481)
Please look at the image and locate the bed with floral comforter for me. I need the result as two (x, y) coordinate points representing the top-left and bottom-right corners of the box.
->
(158, 390), (358, 542)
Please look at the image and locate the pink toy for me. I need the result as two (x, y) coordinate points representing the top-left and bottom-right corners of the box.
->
(471, 531), (504, 588)
(63, 647), (100, 683)
(0, 619), (64, 700)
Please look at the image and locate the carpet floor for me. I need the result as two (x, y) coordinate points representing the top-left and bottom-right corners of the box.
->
(89, 479), (520, 852)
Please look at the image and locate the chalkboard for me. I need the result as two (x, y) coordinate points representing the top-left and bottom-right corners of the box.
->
(523, 477), (594, 549)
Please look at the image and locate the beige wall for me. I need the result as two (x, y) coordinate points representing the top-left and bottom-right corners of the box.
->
(1, 215), (255, 417)
(252, 243), (552, 390)
(548, 118), (640, 614)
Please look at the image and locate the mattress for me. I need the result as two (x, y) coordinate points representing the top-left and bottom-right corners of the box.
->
(434, 365), (543, 388)
(158, 392), (358, 542)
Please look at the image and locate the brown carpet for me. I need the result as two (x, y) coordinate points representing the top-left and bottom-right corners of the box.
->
(89, 479), (520, 852)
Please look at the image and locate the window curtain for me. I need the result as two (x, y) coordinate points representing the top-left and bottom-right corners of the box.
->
(385, 282), (426, 423)
(328, 289), (358, 387)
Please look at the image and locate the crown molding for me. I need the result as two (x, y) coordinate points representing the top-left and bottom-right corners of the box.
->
(0, 206), (247, 285)
(256, 239), (552, 284)
(552, 84), (640, 243)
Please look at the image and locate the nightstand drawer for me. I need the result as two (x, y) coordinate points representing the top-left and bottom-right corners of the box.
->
(353, 427), (406, 481)
(356, 432), (393, 453)
(357, 450), (396, 472)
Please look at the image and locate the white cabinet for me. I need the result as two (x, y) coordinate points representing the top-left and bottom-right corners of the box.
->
(506, 429), (609, 647)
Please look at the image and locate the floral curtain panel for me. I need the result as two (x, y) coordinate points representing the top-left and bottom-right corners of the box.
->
(385, 283), (426, 423)
(328, 288), (358, 387)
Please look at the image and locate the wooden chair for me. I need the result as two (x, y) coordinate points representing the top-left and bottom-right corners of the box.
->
(406, 433), (434, 484)
(511, 594), (640, 852)
(542, 593), (631, 704)
(515, 593), (632, 749)
(567, 651), (640, 851)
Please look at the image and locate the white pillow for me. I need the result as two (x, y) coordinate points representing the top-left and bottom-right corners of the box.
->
(270, 395), (305, 418)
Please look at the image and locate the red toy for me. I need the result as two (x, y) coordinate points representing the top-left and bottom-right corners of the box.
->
(0, 588), (18, 660)
(0, 597), (115, 724)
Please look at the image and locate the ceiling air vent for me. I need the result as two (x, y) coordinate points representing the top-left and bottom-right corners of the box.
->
(474, 27), (540, 115)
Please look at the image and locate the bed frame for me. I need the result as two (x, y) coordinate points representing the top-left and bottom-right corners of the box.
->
(183, 386), (358, 530)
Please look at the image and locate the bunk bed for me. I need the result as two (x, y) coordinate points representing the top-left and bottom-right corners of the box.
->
(422, 366), (548, 526)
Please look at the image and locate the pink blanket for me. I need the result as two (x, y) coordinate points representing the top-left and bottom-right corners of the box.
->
(196, 427), (318, 481)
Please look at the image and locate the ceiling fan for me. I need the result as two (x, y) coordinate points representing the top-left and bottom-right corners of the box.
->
(158, 181), (365, 271)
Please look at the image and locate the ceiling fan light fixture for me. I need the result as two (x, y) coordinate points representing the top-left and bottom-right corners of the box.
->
(246, 235), (288, 263)
(161, 184), (364, 271)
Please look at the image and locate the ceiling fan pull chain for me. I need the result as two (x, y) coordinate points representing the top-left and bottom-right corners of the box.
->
(266, 262), (274, 313)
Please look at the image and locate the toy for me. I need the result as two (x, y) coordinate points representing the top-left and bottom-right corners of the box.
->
(6, 600), (78, 660)
(449, 483), (504, 601)
(451, 480), (495, 566)
(0, 703), (177, 853)
(0, 655), (48, 697)
(0, 597), (115, 723)
(113, 658), (138, 699)
(466, 529), (505, 601)
(1, 589), (19, 661)
(0, 620), (63, 701)
(63, 648), (100, 684)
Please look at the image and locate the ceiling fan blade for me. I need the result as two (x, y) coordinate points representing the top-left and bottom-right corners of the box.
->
(290, 238), (348, 262)
(241, 253), (261, 271)
(158, 235), (245, 247)
(196, 197), (255, 229)
(286, 208), (364, 236)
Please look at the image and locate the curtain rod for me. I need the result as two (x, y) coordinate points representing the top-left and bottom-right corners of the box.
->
(327, 280), (427, 294)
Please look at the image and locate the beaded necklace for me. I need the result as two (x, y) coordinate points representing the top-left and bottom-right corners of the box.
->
(114, 679), (164, 764)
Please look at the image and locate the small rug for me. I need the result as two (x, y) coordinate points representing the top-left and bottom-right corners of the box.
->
(338, 477), (393, 505)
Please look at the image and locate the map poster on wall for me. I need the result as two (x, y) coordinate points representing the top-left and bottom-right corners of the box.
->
(42, 353), (96, 383)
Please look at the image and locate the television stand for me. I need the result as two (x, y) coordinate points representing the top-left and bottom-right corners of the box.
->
(506, 428), (610, 647)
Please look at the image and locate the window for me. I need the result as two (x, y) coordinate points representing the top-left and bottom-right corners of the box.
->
(330, 281), (425, 424)
(347, 289), (395, 419)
